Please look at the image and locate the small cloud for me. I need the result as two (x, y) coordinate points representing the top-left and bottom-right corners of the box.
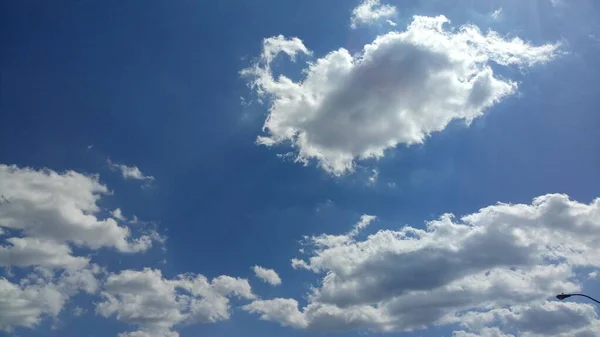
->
(291, 258), (311, 270)
(350, 0), (397, 29)
(87, 144), (94, 150)
(491, 8), (503, 20)
(111, 208), (126, 221)
(315, 199), (333, 212)
(386, 19), (397, 27)
(72, 306), (87, 317)
(107, 159), (155, 183)
(589, 271), (598, 279)
(240, 96), (252, 107)
(253, 265), (282, 286)
(368, 169), (379, 184)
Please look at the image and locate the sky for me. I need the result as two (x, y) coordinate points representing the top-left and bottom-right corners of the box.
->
(0, 0), (599, 336)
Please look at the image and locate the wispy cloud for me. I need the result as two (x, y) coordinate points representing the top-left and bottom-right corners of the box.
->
(491, 7), (503, 20)
(107, 159), (155, 182)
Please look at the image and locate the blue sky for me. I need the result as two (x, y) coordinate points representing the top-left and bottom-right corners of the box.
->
(1, 0), (599, 336)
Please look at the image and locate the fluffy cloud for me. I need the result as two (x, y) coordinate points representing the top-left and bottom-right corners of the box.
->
(0, 164), (161, 331)
(107, 159), (155, 182)
(453, 301), (600, 337)
(242, 16), (560, 175)
(350, 0), (397, 28)
(97, 268), (255, 337)
(252, 265), (282, 286)
(0, 237), (89, 270)
(0, 164), (159, 252)
(0, 266), (101, 332)
(243, 194), (600, 335)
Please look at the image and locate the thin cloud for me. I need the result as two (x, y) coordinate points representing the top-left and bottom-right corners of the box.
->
(107, 159), (155, 182)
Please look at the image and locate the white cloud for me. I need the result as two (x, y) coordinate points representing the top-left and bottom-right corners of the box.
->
(368, 169), (379, 184)
(107, 159), (155, 182)
(97, 268), (256, 337)
(244, 298), (308, 328)
(0, 164), (161, 331)
(242, 16), (560, 175)
(0, 266), (101, 332)
(244, 194), (600, 335)
(0, 237), (89, 270)
(491, 8), (503, 20)
(454, 301), (600, 337)
(72, 306), (86, 317)
(350, 0), (397, 29)
(0, 164), (159, 253)
(253, 265), (282, 286)
(111, 208), (126, 221)
(588, 271), (598, 279)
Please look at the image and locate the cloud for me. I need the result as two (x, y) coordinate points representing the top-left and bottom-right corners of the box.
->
(0, 164), (159, 253)
(368, 169), (379, 184)
(252, 265), (282, 286)
(243, 298), (308, 328)
(454, 301), (600, 337)
(0, 237), (89, 270)
(111, 208), (126, 221)
(350, 0), (397, 29)
(107, 159), (155, 182)
(97, 268), (255, 337)
(0, 266), (102, 332)
(0, 164), (161, 331)
(72, 306), (86, 317)
(242, 16), (560, 175)
(244, 194), (600, 335)
(491, 8), (503, 20)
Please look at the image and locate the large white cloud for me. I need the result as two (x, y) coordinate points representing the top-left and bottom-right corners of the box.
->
(0, 164), (159, 252)
(243, 194), (600, 335)
(0, 237), (89, 270)
(453, 301), (600, 337)
(97, 268), (256, 337)
(242, 16), (560, 175)
(0, 164), (162, 331)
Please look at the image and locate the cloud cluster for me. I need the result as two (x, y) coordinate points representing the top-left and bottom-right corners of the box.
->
(0, 265), (102, 332)
(350, 0), (397, 28)
(0, 164), (161, 331)
(243, 194), (600, 335)
(242, 15), (559, 175)
(97, 268), (256, 337)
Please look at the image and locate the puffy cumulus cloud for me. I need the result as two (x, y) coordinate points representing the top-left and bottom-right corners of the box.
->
(97, 268), (256, 337)
(452, 301), (600, 337)
(0, 237), (89, 270)
(252, 265), (282, 286)
(242, 16), (560, 175)
(0, 164), (162, 331)
(107, 159), (155, 182)
(0, 164), (159, 252)
(350, 0), (397, 28)
(0, 265), (102, 332)
(243, 194), (600, 335)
